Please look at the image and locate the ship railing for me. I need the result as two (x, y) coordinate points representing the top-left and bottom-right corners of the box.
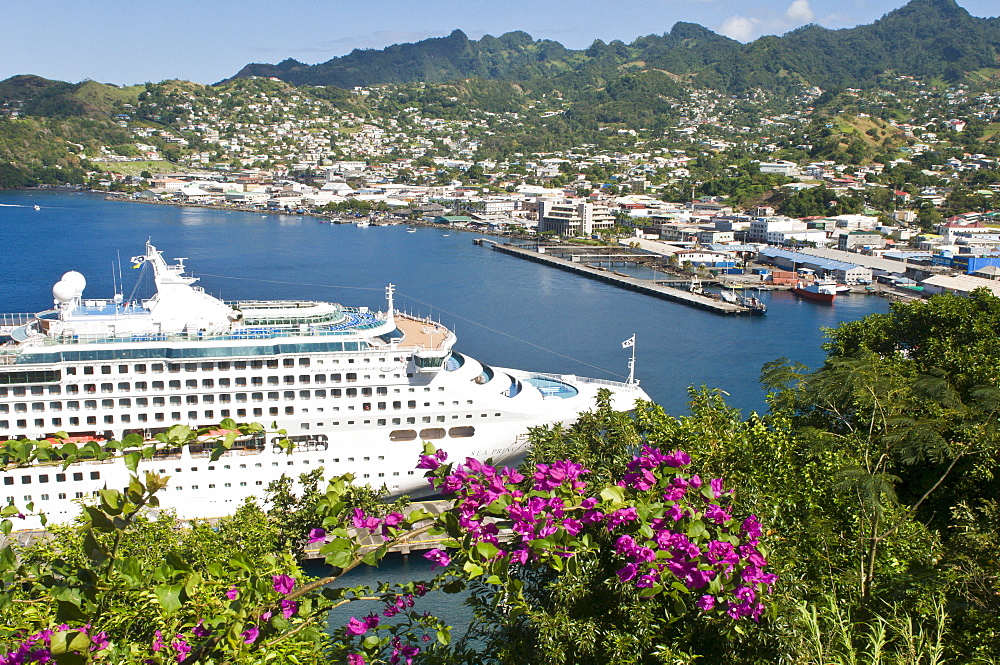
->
(528, 372), (641, 390)
(0, 313), (36, 327)
(22, 320), (392, 348)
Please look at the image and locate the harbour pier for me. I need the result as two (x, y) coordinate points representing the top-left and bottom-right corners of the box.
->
(490, 243), (751, 315)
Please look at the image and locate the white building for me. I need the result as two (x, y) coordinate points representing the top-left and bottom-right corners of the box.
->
(537, 200), (616, 236)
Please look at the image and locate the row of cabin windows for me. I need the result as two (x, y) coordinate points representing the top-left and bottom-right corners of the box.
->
(1, 408), (287, 429)
(56, 356), (409, 376)
(1, 393), (469, 413)
(4, 471), (100, 485)
(2, 375), (388, 397)
(3, 382), (450, 403)
(7, 492), (92, 503)
(1, 410), (499, 431)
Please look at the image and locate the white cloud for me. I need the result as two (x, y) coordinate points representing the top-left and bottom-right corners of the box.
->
(719, 15), (761, 42)
(785, 0), (815, 23)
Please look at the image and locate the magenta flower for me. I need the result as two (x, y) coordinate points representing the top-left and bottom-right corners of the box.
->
(697, 595), (716, 611)
(307, 527), (326, 543)
(345, 617), (369, 636)
(704, 504), (732, 524)
(261, 609), (273, 622)
(423, 548), (451, 567)
(280, 599), (298, 619)
(225, 587), (239, 600)
(352, 508), (382, 530)
(663, 450), (692, 467)
(606, 507), (638, 530)
(152, 630), (165, 652)
(90, 630), (110, 651)
(348, 655), (366, 665)
(241, 626), (259, 644)
(172, 636), (191, 662)
(272, 574), (296, 595)
(192, 622), (210, 638)
(616, 562), (639, 582)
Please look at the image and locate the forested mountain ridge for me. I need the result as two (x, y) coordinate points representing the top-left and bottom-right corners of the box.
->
(225, 0), (1000, 92)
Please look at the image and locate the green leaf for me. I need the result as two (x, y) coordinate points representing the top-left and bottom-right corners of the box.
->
(475, 541), (499, 560)
(82, 530), (108, 566)
(600, 485), (626, 505)
(51, 654), (87, 665)
(49, 630), (91, 654)
(326, 550), (354, 569)
(463, 561), (484, 577)
(54, 600), (88, 624)
(124, 451), (141, 473)
(98, 489), (122, 515)
(155, 584), (184, 614)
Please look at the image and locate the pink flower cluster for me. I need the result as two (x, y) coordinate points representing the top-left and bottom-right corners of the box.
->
(1, 625), (108, 665)
(419, 445), (776, 620)
(351, 508), (406, 538)
(613, 446), (775, 619)
(152, 630), (194, 662)
(341, 583), (431, 664)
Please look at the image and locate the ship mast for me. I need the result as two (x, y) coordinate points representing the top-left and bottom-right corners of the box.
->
(385, 283), (396, 323)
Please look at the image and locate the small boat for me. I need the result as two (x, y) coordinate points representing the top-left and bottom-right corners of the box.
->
(688, 277), (704, 295)
(791, 279), (836, 303)
(33, 205), (41, 211)
(406, 228), (416, 233)
(719, 289), (738, 304)
(835, 284), (852, 294)
(739, 291), (767, 315)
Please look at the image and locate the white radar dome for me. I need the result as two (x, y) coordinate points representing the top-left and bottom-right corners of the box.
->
(52, 280), (77, 303)
(60, 271), (87, 296)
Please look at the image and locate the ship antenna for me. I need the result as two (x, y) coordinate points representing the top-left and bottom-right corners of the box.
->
(385, 284), (395, 321)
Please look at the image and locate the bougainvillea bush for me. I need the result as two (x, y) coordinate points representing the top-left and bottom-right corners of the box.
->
(0, 415), (774, 664)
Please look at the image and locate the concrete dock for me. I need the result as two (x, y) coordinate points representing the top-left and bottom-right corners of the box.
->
(491, 243), (751, 315)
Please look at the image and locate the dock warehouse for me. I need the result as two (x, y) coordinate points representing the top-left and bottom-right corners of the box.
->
(757, 247), (873, 284)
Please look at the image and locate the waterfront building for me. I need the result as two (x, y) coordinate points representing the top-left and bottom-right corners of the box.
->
(537, 200), (616, 236)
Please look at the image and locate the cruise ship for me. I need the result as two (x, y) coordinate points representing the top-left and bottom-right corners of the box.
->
(1, 243), (647, 529)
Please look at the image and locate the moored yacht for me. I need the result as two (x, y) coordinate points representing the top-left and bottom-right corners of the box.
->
(0, 242), (647, 529)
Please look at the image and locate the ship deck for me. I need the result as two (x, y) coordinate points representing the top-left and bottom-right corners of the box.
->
(395, 315), (450, 350)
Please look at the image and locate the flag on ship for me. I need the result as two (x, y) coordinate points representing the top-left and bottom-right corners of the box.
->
(622, 335), (635, 349)
(130, 255), (145, 268)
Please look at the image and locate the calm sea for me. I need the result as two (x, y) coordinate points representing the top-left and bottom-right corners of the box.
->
(0, 189), (891, 639)
(0, 189), (889, 416)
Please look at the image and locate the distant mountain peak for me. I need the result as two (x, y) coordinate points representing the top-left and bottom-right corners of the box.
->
(221, 0), (1000, 91)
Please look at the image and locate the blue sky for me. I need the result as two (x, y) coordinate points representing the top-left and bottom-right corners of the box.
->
(1, 0), (996, 86)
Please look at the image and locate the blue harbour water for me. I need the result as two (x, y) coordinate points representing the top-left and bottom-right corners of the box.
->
(0, 190), (889, 415)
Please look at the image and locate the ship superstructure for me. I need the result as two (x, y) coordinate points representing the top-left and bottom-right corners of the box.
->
(1, 242), (646, 529)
